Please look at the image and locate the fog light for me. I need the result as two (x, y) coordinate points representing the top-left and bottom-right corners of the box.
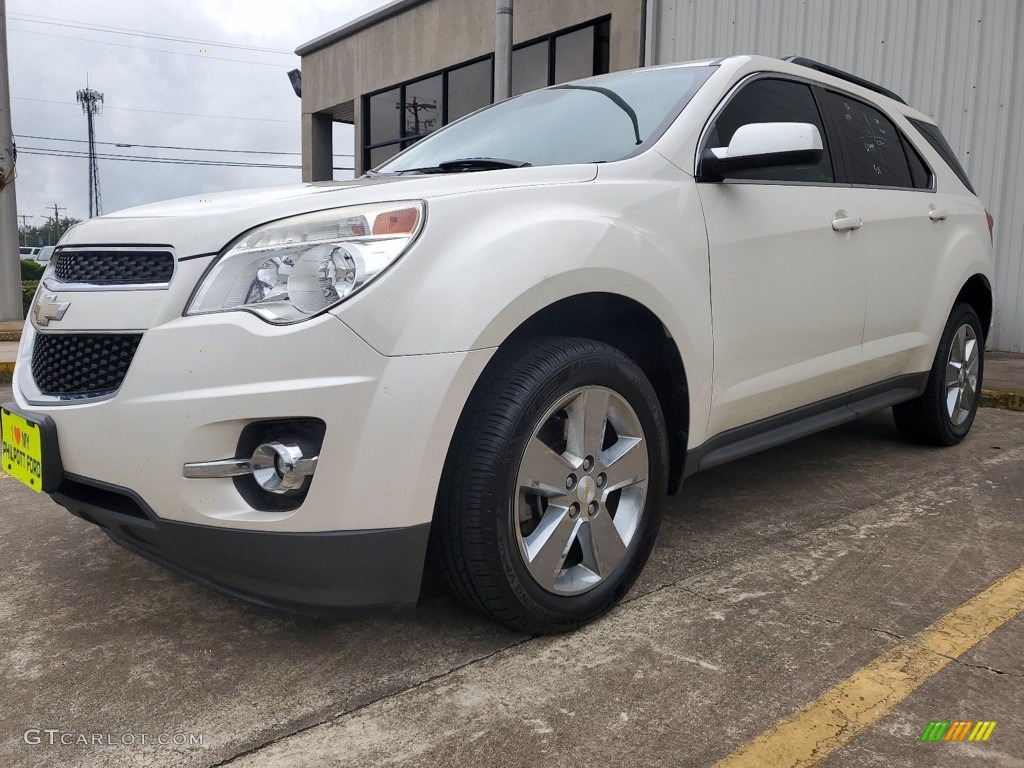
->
(183, 440), (318, 494)
(250, 441), (316, 493)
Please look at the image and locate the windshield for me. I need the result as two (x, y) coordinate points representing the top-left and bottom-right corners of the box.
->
(375, 65), (716, 173)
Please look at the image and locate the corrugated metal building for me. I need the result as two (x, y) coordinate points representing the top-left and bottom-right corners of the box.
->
(298, 0), (1023, 351)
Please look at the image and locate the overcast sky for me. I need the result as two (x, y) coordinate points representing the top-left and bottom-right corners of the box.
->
(10, 0), (390, 233)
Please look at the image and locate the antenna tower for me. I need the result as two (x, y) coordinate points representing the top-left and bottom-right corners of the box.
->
(76, 84), (104, 217)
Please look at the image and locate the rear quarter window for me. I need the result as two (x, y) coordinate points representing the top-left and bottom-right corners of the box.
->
(908, 118), (977, 195)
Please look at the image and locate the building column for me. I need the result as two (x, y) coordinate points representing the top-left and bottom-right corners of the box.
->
(302, 112), (334, 182)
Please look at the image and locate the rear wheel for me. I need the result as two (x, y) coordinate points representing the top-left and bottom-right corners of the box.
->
(893, 303), (984, 446)
(434, 338), (668, 635)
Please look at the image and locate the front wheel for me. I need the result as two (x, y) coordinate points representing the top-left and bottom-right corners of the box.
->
(434, 338), (669, 635)
(893, 303), (985, 446)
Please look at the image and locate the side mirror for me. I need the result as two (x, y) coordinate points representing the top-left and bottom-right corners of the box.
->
(699, 122), (823, 180)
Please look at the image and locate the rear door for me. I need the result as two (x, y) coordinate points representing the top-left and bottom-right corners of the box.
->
(697, 76), (866, 437)
(816, 90), (950, 386)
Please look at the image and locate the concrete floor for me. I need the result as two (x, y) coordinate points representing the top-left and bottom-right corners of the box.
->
(1, 381), (1022, 767)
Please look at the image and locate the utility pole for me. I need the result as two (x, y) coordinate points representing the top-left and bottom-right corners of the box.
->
(17, 213), (30, 246)
(0, 0), (22, 325)
(77, 83), (104, 218)
(494, 0), (513, 102)
(43, 203), (66, 245)
(399, 96), (437, 138)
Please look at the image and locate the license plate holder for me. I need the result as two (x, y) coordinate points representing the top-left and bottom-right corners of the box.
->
(1, 403), (63, 493)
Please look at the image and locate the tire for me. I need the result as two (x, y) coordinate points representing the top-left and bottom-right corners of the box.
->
(893, 303), (985, 446)
(433, 337), (669, 635)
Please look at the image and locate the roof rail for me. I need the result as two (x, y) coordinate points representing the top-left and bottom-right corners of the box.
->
(782, 56), (908, 105)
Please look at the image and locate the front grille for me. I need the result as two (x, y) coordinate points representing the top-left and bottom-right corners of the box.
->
(31, 333), (143, 396)
(53, 250), (175, 285)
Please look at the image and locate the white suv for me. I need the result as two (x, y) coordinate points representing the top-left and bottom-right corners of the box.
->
(2, 55), (993, 634)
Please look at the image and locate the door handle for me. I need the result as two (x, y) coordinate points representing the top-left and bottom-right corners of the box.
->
(928, 208), (948, 221)
(832, 216), (863, 232)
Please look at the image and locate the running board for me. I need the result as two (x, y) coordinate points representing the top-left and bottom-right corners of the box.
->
(685, 373), (929, 477)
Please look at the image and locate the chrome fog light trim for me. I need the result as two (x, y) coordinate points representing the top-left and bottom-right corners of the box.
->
(183, 441), (318, 494)
(250, 441), (318, 493)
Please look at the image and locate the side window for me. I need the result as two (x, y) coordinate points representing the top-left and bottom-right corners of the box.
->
(820, 92), (914, 188)
(909, 118), (976, 194)
(902, 135), (932, 189)
(705, 78), (834, 183)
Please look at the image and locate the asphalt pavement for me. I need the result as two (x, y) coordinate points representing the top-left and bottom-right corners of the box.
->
(2, 381), (1023, 767)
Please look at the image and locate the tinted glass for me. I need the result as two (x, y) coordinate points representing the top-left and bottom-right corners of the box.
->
(404, 75), (442, 139)
(821, 92), (913, 187)
(909, 118), (976, 194)
(512, 41), (548, 96)
(594, 19), (610, 75)
(554, 27), (594, 84)
(368, 88), (400, 145)
(902, 135), (932, 189)
(369, 144), (401, 168)
(706, 79), (833, 182)
(378, 66), (715, 172)
(448, 59), (491, 121)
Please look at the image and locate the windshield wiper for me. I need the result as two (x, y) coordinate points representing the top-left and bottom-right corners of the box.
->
(398, 157), (532, 174)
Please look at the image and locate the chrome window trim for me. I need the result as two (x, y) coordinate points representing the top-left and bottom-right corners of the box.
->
(695, 71), (936, 192)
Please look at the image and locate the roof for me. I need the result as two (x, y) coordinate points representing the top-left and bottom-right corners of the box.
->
(295, 0), (431, 56)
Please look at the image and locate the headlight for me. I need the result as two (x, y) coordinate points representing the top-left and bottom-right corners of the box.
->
(187, 201), (424, 324)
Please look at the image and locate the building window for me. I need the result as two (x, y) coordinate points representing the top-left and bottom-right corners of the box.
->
(513, 17), (611, 96)
(447, 58), (493, 122)
(364, 56), (493, 168)
(363, 17), (611, 170)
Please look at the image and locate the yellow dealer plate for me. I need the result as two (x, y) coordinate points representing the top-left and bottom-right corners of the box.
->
(1, 409), (43, 493)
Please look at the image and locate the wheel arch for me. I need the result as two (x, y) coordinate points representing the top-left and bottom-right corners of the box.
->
(955, 273), (993, 341)
(479, 292), (691, 495)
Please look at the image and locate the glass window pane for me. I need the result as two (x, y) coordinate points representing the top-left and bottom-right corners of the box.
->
(379, 66), (715, 172)
(512, 41), (549, 96)
(821, 92), (912, 187)
(594, 19), (610, 75)
(368, 143), (401, 169)
(368, 88), (400, 145)
(707, 79), (834, 183)
(903, 135), (931, 189)
(909, 118), (974, 193)
(554, 27), (594, 84)
(448, 58), (492, 122)
(403, 75), (442, 139)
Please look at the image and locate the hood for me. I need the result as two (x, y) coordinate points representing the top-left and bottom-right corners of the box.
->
(58, 164), (597, 257)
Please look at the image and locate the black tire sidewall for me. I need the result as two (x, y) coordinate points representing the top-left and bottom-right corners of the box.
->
(935, 304), (985, 441)
(488, 342), (668, 630)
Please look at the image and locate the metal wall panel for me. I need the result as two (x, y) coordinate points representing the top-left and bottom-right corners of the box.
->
(651, 0), (1024, 351)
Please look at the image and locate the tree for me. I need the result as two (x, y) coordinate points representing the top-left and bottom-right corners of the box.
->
(19, 215), (81, 247)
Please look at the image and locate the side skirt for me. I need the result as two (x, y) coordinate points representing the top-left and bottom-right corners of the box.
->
(683, 372), (929, 479)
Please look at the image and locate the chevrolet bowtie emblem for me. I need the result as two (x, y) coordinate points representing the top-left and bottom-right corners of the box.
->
(33, 294), (70, 327)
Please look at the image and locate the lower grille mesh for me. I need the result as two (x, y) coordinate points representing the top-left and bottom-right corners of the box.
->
(31, 333), (143, 396)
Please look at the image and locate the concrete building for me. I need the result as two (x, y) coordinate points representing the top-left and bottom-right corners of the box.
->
(296, 0), (1024, 352)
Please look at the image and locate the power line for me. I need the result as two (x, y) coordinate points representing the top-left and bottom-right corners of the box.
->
(14, 133), (354, 158)
(13, 96), (298, 123)
(20, 147), (353, 171)
(9, 27), (289, 68)
(8, 13), (294, 54)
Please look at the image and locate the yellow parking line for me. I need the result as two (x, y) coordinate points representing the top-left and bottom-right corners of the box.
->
(716, 564), (1024, 767)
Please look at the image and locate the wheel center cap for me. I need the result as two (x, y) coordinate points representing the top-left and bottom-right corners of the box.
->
(577, 475), (597, 504)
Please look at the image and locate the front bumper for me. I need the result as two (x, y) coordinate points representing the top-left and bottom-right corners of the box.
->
(53, 473), (430, 610)
(12, 310), (493, 608)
